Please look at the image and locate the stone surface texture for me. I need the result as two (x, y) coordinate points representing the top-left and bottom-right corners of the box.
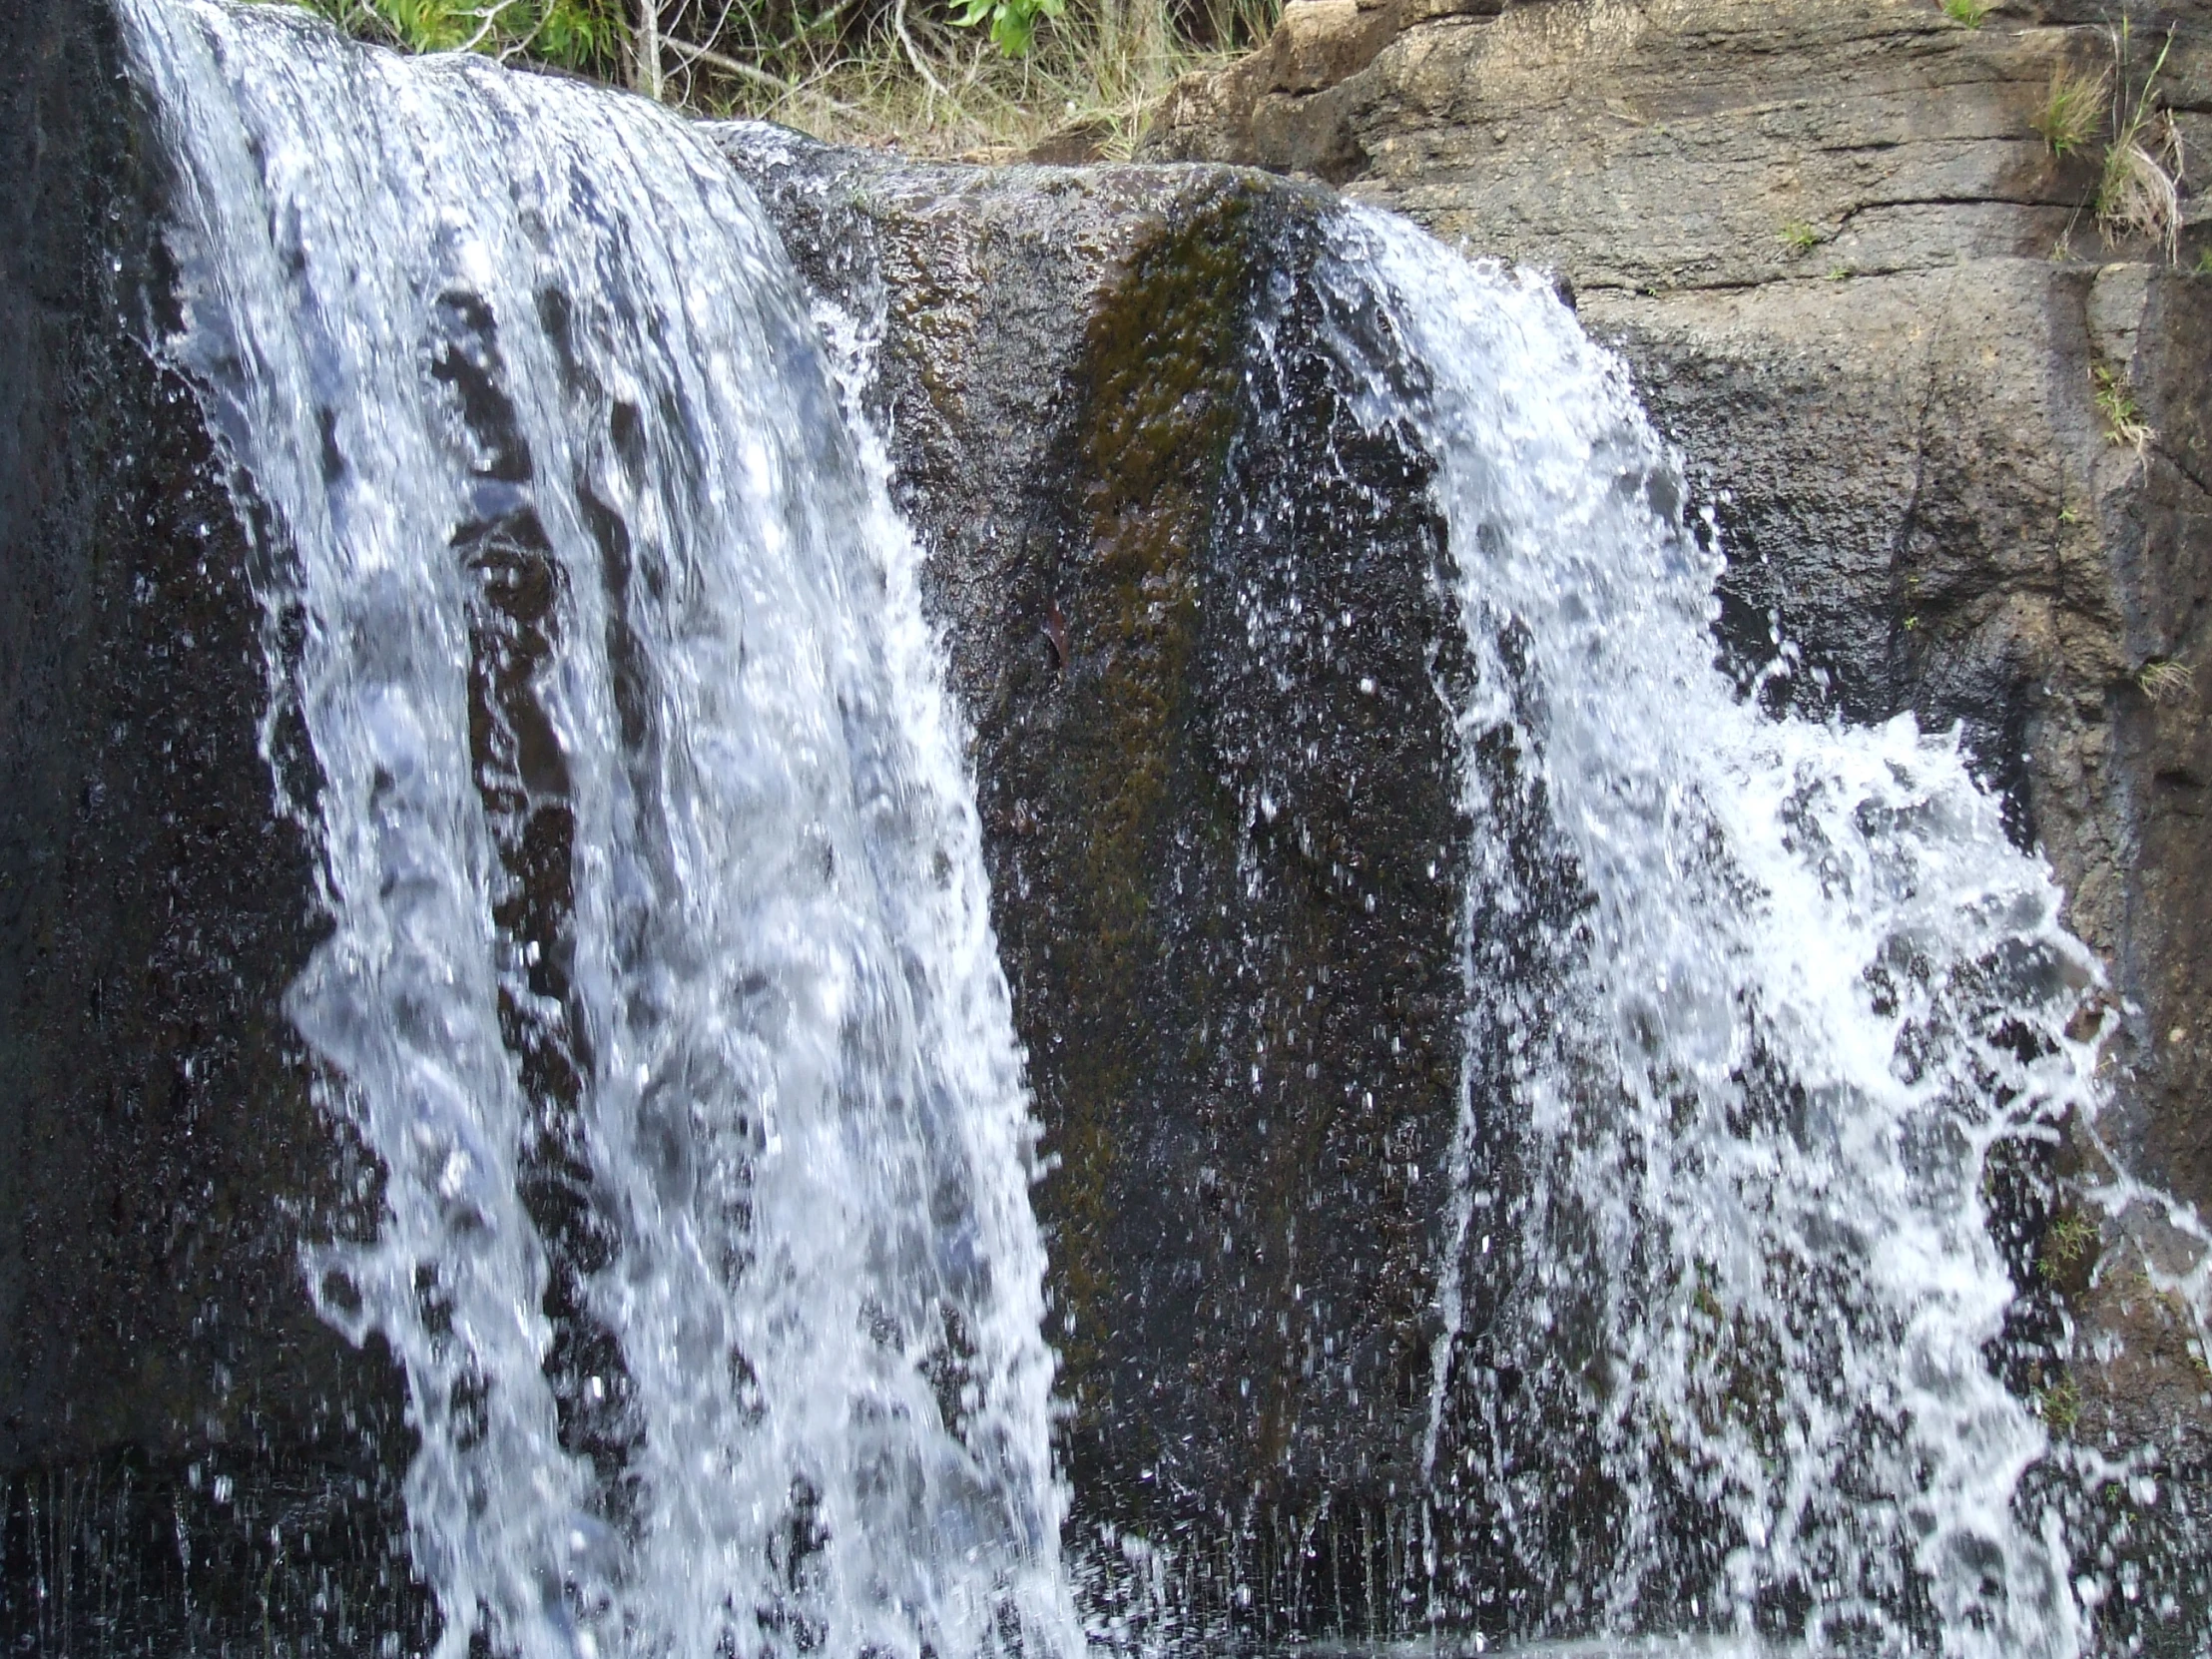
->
(0, 0), (421, 1651)
(727, 132), (1477, 1614)
(1144, 0), (2212, 1460)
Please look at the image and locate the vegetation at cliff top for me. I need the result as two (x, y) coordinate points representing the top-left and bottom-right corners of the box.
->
(279, 0), (1274, 154)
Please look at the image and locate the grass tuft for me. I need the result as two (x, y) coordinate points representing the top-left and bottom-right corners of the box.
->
(2039, 1209), (2098, 1279)
(2033, 65), (2106, 158)
(1940, 0), (1994, 26)
(2137, 659), (2194, 705)
(1778, 218), (1822, 255)
(2032, 1376), (2082, 1435)
(2092, 363), (2152, 451)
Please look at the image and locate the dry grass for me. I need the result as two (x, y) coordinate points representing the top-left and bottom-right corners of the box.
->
(2098, 124), (2183, 257)
(2137, 659), (2195, 705)
(2093, 21), (2183, 260)
(727, 0), (1253, 158)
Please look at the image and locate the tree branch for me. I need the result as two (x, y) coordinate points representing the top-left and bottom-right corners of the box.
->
(635, 0), (664, 99)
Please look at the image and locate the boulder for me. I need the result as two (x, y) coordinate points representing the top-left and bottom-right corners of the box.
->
(728, 132), (1479, 1618)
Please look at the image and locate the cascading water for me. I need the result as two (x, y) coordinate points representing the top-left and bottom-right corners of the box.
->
(114, 5), (1072, 1657)
(1307, 212), (2207, 1653)
(85, 5), (2210, 1656)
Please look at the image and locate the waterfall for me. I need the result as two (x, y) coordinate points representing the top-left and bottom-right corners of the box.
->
(1319, 213), (2120, 1652)
(115, 6), (1072, 1658)
(96, 3), (2211, 1654)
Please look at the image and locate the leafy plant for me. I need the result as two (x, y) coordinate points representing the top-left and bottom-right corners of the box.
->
(2039, 1209), (2098, 1280)
(2138, 659), (2195, 704)
(2195, 247), (2212, 276)
(296, 0), (631, 74)
(952, 0), (1064, 54)
(1940, 0), (1994, 26)
(532, 0), (626, 70)
(2033, 65), (2106, 158)
(2093, 363), (2152, 450)
(302, 0), (475, 51)
(1778, 218), (1822, 254)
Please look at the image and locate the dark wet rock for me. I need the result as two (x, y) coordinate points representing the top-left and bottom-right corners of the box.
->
(728, 132), (1478, 1619)
(0, 0), (421, 1649)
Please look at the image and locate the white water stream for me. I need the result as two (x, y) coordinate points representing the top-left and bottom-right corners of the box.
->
(118, 6), (1071, 1658)
(106, 5), (2211, 1655)
(1322, 215), (2125, 1654)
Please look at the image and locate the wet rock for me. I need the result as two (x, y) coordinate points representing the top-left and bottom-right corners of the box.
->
(729, 132), (1478, 1616)
(0, 0), (421, 1649)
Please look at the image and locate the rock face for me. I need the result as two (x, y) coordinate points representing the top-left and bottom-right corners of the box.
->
(1145, 0), (2212, 1463)
(0, 0), (421, 1651)
(9, 0), (2210, 1649)
(1, 12), (1482, 1643)
(728, 132), (1477, 1621)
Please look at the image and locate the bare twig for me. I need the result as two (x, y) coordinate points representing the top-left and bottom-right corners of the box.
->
(662, 36), (796, 94)
(892, 0), (953, 107)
